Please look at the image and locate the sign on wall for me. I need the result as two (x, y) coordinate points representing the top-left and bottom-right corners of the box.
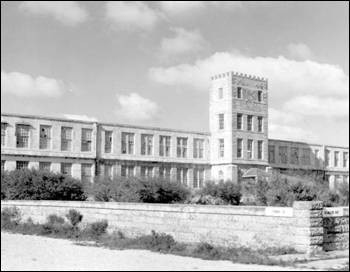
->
(265, 207), (293, 217)
(323, 207), (344, 218)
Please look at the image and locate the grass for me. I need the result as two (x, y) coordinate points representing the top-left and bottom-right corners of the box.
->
(1, 208), (305, 268)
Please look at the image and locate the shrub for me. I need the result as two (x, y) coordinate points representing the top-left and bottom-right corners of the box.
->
(1, 206), (22, 229)
(88, 176), (190, 204)
(199, 181), (242, 205)
(1, 169), (87, 201)
(193, 242), (221, 260)
(136, 230), (177, 252)
(47, 214), (65, 225)
(86, 220), (109, 238)
(66, 209), (83, 228)
(187, 194), (225, 205)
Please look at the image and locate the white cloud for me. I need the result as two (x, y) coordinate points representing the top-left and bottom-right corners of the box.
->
(20, 1), (88, 26)
(269, 124), (319, 143)
(105, 1), (162, 32)
(115, 93), (161, 121)
(149, 52), (349, 102)
(283, 95), (349, 117)
(287, 43), (313, 61)
(160, 28), (208, 59)
(63, 114), (98, 122)
(159, 1), (205, 16)
(1, 71), (65, 98)
(269, 108), (303, 125)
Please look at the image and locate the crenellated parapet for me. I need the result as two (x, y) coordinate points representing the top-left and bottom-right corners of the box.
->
(211, 71), (268, 83)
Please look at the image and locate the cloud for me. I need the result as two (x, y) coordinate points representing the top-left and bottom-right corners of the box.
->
(20, 1), (88, 26)
(159, 1), (205, 16)
(1, 71), (65, 98)
(269, 108), (303, 125)
(269, 124), (319, 143)
(149, 52), (349, 102)
(159, 28), (209, 59)
(105, 1), (163, 32)
(283, 95), (349, 117)
(287, 43), (314, 61)
(63, 114), (98, 122)
(115, 93), (161, 121)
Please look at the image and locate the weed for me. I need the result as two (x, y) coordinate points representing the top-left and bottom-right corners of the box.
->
(66, 209), (83, 228)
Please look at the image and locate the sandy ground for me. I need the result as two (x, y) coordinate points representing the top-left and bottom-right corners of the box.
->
(0, 232), (316, 271)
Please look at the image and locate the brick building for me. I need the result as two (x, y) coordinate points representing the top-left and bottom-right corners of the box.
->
(1, 71), (349, 188)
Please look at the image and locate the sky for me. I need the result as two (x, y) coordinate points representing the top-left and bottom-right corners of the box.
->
(1, 1), (349, 147)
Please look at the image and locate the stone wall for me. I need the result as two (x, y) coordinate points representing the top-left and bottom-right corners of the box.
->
(323, 207), (349, 251)
(3, 201), (348, 254)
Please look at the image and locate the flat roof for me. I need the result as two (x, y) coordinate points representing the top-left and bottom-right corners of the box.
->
(269, 138), (349, 150)
(1, 113), (211, 136)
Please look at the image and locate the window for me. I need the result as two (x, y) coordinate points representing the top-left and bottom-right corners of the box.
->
(122, 133), (135, 155)
(218, 88), (223, 99)
(16, 161), (29, 170)
(326, 150), (331, 167)
(258, 117), (263, 132)
(193, 170), (205, 189)
(219, 114), (224, 130)
(302, 148), (310, 165)
(81, 164), (92, 183)
(82, 129), (93, 152)
(105, 165), (113, 178)
(40, 125), (51, 150)
(279, 146), (288, 164)
(344, 152), (349, 168)
(194, 139), (204, 159)
(291, 147), (299, 165)
(141, 134), (153, 156)
(237, 114), (243, 130)
(258, 141), (263, 160)
(39, 162), (51, 171)
(315, 149), (320, 167)
(269, 145), (275, 163)
(61, 127), (72, 151)
(61, 163), (72, 177)
(177, 168), (188, 186)
(247, 140), (253, 159)
(237, 87), (242, 99)
(121, 165), (134, 177)
(258, 91), (262, 102)
(16, 125), (30, 148)
(334, 151), (340, 167)
(105, 131), (113, 153)
(177, 138), (188, 158)
(247, 116), (253, 131)
(237, 139), (243, 158)
(335, 175), (341, 188)
(160, 136), (171, 157)
(141, 166), (153, 178)
(218, 170), (224, 181)
(159, 166), (171, 180)
(219, 139), (224, 158)
(1, 123), (6, 147)
(1, 161), (5, 171)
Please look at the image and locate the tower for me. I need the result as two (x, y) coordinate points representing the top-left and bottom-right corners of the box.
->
(209, 72), (269, 183)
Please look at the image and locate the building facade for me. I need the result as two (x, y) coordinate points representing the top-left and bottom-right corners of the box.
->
(1, 71), (349, 188)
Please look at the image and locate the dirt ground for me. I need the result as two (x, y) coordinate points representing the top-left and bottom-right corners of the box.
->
(1, 232), (315, 271)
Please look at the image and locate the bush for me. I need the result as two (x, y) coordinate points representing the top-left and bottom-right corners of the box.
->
(86, 220), (109, 238)
(136, 230), (177, 252)
(193, 242), (221, 260)
(1, 169), (87, 201)
(66, 209), (83, 228)
(1, 206), (22, 229)
(47, 215), (65, 225)
(88, 176), (190, 204)
(199, 181), (242, 205)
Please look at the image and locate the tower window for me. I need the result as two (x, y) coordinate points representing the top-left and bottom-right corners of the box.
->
(247, 116), (253, 131)
(219, 139), (225, 158)
(237, 114), (243, 130)
(237, 139), (243, 158)
(219, 114), (224, 130)
(258, 117), (263, 132)
(258, 91), (263, 102)
(219, 88), (223, 99)
(258, 141), (263, 160)
(247, 140), (253, 159)
(237, 87), (242, 99)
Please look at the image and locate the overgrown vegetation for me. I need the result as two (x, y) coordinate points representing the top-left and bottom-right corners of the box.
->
(198, 181), (242, 205)
(241, 172), (349, 207)
(87, 176), (190, 204)
(1, 207), (301, 267)
(1, 169), (86, 201)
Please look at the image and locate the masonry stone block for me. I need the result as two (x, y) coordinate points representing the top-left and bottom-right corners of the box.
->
(293, 201), (323, 210)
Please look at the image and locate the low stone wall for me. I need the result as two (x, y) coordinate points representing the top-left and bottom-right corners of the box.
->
(323, 207), (349, 251)
(1, 201), (348, 254)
